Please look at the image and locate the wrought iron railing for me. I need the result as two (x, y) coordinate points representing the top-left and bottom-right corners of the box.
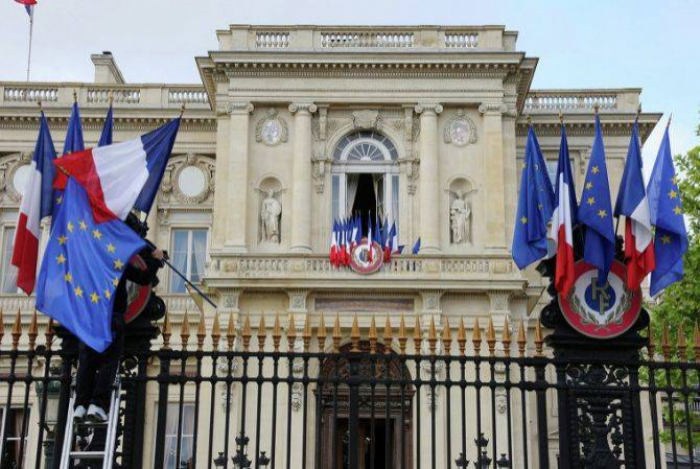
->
(0, 311), (698, 468)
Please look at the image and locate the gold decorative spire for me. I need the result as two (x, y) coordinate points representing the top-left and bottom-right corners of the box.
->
(383, 316), (393, 354)
(350, 315), (360, 352)
(677, 324), (687, 362)
(398, 314), (408, 355)
(258, 313), (267, 351)
(211, 313), (221, 350)
(272, 313), (282, 352)
(303, 315), (312, 352)
(647, 325), (656, 359)
(472, 318), (482, 356)
(162, 312), (172, 349)
(517, 319), (527, 358)
(332, 313), (342, 352)
(368, 316), (378, 354)
(486, 317), (496, 357)
(241, 314), (252, 352)
(457, 318), (466, 357)
(502, 317), (511, 357)
(661, 321), (671, 361)
(181, 310), (190, 350)
(45, 319), (55, 351)
(534, 320), (544, 358)
(287, 314), (297, 351)
(442, 318), (452, 355)
(428, 316), (437, 356)
(12, 309), (22, 351)
(413, 315), (422, 355)
(28, 309), (38, 351)
(317, 313), (327, 351)
(197, 310), (206, 352)
(226, 311), (236, 351)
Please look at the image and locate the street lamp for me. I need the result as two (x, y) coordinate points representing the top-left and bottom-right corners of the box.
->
(455, 451), (470, 468)
(257, 451), (270, 467)
(496, 453), (511, 468)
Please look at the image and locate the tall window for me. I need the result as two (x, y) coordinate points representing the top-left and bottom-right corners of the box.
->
(169, 229), (207, 293)
(1, 227), (18, 293)
(0, 408), (30, 469)
(162, 403), (195, 469)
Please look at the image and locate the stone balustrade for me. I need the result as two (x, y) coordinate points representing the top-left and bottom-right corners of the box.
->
(0, 83), (210, 110)
(524, 89), (642, 113)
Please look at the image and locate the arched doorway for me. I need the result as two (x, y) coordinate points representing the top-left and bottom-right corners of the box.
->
(317, 341), (413, 469)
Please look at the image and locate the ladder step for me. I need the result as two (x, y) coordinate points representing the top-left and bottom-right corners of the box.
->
(69, 451), (106, 460)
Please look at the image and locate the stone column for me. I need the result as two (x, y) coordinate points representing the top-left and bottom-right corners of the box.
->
(288, 102), (317, 253)
(479, 103), (508, 251)
(226, 101), (254, 252)
(415, 103), (443, 254)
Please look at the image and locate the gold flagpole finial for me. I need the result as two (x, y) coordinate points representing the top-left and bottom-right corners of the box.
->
(558, 109), (564, 125)
(180, 103), (186, 118)
(108, 90), (114, 105)
(667, 113), (673, 129)
(635, 104), (641, 123)
(37, 101), (43, 112)
(526, 114), (533, 126)
(73, 90), (78, 103)
(593, 102), (600, 115)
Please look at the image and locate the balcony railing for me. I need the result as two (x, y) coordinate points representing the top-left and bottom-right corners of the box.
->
(524, 89), (642, 113)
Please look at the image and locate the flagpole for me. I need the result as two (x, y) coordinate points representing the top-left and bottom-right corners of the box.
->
(25, 7), (35, 82)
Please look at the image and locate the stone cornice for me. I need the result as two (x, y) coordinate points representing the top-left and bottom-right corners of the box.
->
(0, 115), (216, 132)
(516, 114), (662, 141)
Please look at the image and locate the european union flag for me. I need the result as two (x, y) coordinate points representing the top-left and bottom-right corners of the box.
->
(647, 124), (688, 296)
(36, 178), (146, 352)
(512, 126), (554, 269)
(578, 114), (615, 282)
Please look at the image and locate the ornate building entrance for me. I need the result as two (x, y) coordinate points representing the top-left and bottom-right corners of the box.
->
(318, 342), (413, 469)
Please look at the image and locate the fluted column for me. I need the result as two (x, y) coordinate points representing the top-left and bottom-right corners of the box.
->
(288, 102), (317, 253)
(479, 103), (508, 251)
(226, 101), (254, 252)
(415, 103), (443, 254)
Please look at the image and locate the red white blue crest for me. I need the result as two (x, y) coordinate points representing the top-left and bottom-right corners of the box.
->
(350, 240), (383, 275)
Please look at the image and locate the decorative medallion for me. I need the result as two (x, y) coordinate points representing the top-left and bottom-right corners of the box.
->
(255, 109), (288, 146)
(443, 110), (477, 146)
(559, 261), (641, 340)
(349, 240), (384, 275)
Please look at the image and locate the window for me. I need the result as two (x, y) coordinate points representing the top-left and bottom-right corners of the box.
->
(0, 408), (30, 469)
(163, 403), (195, 469)
(1, 227), (18, 293)
(169, 229), (207, 293)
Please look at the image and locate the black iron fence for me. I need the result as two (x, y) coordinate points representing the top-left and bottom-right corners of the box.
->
(0, 310), (699, 469)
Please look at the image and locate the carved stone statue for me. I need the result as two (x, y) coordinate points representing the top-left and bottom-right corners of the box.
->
(260, 189), (282, 243)
(450, 190), (472, 244)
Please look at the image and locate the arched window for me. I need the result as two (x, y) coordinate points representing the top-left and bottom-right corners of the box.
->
(331, 132), (400, 235)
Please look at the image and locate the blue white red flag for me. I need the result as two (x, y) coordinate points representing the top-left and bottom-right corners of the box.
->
(54, 118), (180, 221)
(647, 123), (688, 296)
(15, 0), (36, 15)
(329, 220), (339, 267)
(614, 122), (654, 289)
(35, 178), (146, 352)
(550, 123), (578, 295)
(412, 238), (421, 255)
(578, 115), (615, 283)
(11, 112), (56, 294)
(98, 105), (114, 147)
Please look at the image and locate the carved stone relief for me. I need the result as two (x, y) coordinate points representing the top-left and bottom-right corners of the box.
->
(443, 110), (477, 146)
(0, 152), (32, 204)
(256, 177), (285, 244)
(160, 154), (215, 205)
(255, 109), (288, 146)
(351, 110), (380, 130)
(446, 178), (477, 245)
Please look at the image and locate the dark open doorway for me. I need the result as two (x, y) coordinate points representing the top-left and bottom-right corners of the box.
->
(350, 173), (377, 236)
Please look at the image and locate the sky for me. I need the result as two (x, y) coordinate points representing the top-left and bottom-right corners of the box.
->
(1, 0), (698, 166)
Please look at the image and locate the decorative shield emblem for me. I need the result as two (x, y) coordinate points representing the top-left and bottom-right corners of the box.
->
(349, 240), (384, 275)
(559, 260), (642, 339)
(124, 254), (152, 324)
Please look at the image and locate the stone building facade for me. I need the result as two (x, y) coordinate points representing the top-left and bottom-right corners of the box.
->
(0, 25), (661, 468)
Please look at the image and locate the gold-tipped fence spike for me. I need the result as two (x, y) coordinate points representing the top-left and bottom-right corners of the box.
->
(677, 324), (687, 361)
(428, 316), (437, 356)
(457, 318), (467, 357)
(369, 316), (378, 354)
(413, 315), (423, 355)
(258, 313), (267, 351)
(11, 309), (22, 351)
(241, 314), (252, 352)
(383, 316), (393, 354)
(398, 314), (408, 355)
(502, 317), (512, 357)
(162, 312), (172, 349)
(211, 313), (221, 350)
(517, 319), (527, 358)
(303, 315), (312, 352)
(197, 310), (206, 351)
(694, 322), (700, 364)
(443, 318), (452, 355)
(350, 315), (360, 352)
(647, 325), (656, 359)
(272, 313), (282, 352)
(46, 318), (55, 350)
(486, 317), (496, 357)
(661, 321), (671, 361)
(332, 313), (342, 352)
(181, 310), (190, 350)
(534, 320), (544, 358)
(317, 313), (327, 351)
(28, 309), (38, 350)
(226, 311), (236, 351)
(287, 314), (297, 351)
(472, 318), (482, 356)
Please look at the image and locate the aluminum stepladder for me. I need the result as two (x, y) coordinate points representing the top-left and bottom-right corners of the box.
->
(59, 377), (121, 469)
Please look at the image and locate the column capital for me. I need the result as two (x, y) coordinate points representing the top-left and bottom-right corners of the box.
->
(227, 101), (255, 116)
(288, 102), (318, 115)
(478, 102), (508, 116)
(414, 103), (443, 116)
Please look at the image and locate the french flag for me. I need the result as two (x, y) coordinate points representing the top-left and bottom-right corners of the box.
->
(614, 122), (654, 289)
(11, 111), (56, 294)
(54, 119), (180, 222)
(330, 220), (339, 267)
(550, 123), (578, 296)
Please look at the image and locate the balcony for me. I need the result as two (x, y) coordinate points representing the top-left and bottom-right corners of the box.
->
(524, 89), (642, 114)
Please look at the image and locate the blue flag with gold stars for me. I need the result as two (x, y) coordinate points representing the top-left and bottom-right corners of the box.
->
(578, 114), (615, 282)
(36, 178), (146, 352)
(647, 124), (688, 296)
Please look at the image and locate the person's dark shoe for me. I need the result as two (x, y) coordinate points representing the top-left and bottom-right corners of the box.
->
(86, 404), (108, 423)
